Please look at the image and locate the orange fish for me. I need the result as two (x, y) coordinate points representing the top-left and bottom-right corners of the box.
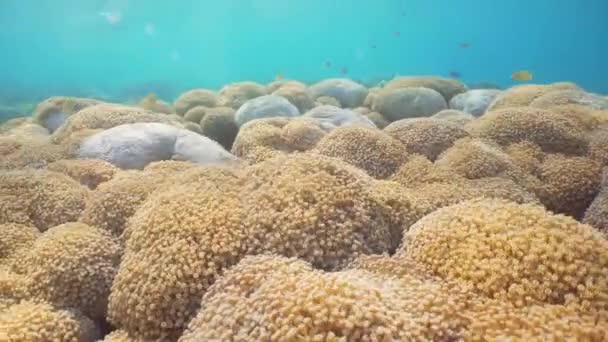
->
(511, 70), (533, 81)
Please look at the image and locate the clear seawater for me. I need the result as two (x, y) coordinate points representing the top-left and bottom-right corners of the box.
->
(1, 0), (607, 116)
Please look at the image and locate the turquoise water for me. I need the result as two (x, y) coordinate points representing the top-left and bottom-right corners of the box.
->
(1, 0), (607, 105)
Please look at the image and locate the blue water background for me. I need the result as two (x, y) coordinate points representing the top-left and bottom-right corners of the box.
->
(1, 0), (607, 105)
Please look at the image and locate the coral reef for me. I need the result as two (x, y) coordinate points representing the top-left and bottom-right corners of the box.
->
(2, 77), (608, 341)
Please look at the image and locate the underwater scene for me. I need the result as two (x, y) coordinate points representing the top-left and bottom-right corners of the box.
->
(1, 0), (608, 340)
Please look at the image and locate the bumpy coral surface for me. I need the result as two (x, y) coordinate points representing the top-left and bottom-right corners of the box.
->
(504, 141), (545, 173)
(470, 106), (588, 155)
(0, 169), (90, 231)
(47, 158), (118, 189)
(108, 177), (247, 340)
(8, 223), (121, 320)
(272, 82), (315, 113)
(398, 198), (608, 311)
(0, 223), (40, 264)
(231, 117), (328, 162)
(534, 154), (602, 218)
(241, 153), (393, 270)
(313, 126), (409, 179)
(179, 255), (470, 341)
(384, 118), (470, 160)
(0, 301), (100, 342)
(33, 96), (103, 132)
(487, 82), (579, 111)
(0, 135), (67, 169)
(530, 89), (608, 110)
(584, 185), (608, 234)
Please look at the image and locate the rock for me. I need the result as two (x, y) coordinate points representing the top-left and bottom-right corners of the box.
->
(449, 89), (502, 116)
(315, 96), (341, 107)
(309, 79), (369, 108)
(77, 123), (236, 169)
(303, 105), (376, 130)
(235, 95), (300, 127)
(372, 87), (447, 121)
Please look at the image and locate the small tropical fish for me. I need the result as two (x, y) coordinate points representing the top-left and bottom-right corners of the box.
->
(394, 31), (401, 37)
(275, 73), (284, 81)
(511, 70), (533, 81)
(449, 71), (461, 79)
(370, 43), (377, 49)
(459, 42), (470, 48)
(340, 67), (348, 74)
(99, 11), (121, 25)
(145, 23), (155, 35)
(324, 60), (332, 68)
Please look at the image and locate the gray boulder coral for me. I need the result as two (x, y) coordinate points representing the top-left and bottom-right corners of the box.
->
(309, 78), (369, 108)
(449, 89), (502, 116)
(234, 95), (300, 127)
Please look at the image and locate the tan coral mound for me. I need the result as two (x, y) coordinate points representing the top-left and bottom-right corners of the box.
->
(434, 137), (524, 180)
(8, 223), (121, 320)
(79, 164), (190, 238)
(397, 198), (608, 311)
(241, 153), (393, 270)
(589, 128), (608, 165)
(383, 76), (467, 101)
(465, 302), (607, 340)
(384, 118), (470, 160)
(0, 301), (100, 342)
(0, 268), (27, 311)
(137, 93), (173, 114)
(487, 83), (579, 111)
(102, 329), (136, 341)
(182, 105), (210, 123)
(0, 135), (67, 169)
(368, 181), (428, 250)
(33, 96), (103, 132)
(431, 109), (474, 127)
(469, 106), (588, 155)
(173, 89), (218, 115)
(199, 106), (238, 150)
(530, 89), (608, 110)
(504, 141), (545, 173)
(51, 104), (181, 144)
(0, 223), (40, 264)
(47, 159), (118, 189)
(535, 154), (602, 218)
(231, 117), (328, 163)
(179, 254), (470, 341)
(0, 169), (90, 232)
(390, 154), (461, 187)
(584, 185), (608, 234)
(541, 104), (603, 132)
(362, 111), (389, 128)
(313, 126), (409, 179)
(108, 179), (247, 340)
(218, 81), (267, 109)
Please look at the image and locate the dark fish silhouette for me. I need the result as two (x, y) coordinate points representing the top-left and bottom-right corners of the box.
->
(324, 61), (332, 68)
(394, 31), (401, 37)
(459, 42), (471, 48)
(340, 67), (348, 74)
(449, 71), (462, 78)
